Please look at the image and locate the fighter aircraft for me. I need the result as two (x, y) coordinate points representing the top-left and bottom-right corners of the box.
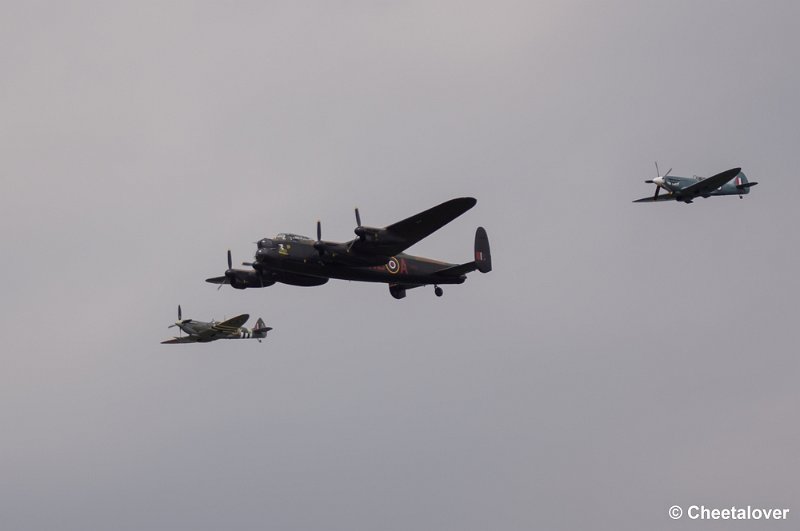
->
(161, 305), (272, 344)
(206, 197), (491, 299)
(634, 163), (757, 203)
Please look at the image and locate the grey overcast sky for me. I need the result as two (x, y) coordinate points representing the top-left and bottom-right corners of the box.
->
(1, 1), (798, 530)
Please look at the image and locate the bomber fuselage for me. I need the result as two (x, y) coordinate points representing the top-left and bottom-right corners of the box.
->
(253, 239), (467, 285)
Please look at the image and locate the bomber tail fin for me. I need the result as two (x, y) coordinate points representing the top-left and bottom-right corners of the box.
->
(474, 227), (492, 273)
(434, 227), (492, 278)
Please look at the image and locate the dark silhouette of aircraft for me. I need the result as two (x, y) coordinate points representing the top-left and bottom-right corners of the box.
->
(207, 197), (491, 299)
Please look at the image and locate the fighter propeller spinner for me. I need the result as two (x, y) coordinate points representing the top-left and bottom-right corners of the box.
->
(645, 162), (672, 201)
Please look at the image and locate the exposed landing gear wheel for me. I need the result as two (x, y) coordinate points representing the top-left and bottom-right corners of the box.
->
(434, 286), (443, 297)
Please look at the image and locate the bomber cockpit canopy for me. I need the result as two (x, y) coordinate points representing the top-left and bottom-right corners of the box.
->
(274, 233), (311, 242)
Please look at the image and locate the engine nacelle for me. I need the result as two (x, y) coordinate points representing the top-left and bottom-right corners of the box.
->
(389, 285), (407, 300)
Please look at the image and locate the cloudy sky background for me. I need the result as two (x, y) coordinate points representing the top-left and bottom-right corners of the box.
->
(1, 1), (798, 529)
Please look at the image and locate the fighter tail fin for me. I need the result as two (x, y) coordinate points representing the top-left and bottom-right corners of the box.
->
(735, 171), (757, 192)
(254, 318), (272, 336)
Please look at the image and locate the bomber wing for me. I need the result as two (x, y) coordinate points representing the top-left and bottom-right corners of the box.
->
(348, 197), (477, 257)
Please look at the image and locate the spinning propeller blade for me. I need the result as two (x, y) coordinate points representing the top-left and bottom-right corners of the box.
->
(647, 162), (671, 199)
(347, 207), (364, 252)
(314, 220), (325, 257)
(169, 304), (182, 328)
(169, 305), (183, 336)
(217, 250), (234, 290)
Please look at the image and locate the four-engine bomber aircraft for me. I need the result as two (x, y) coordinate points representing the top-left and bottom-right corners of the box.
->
(206, 197), (492, 299)
(634, 164), (757, 204)
(162, 305), (271, 344)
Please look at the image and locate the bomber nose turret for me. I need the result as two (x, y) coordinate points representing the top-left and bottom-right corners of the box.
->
(256, 247), (272, 261)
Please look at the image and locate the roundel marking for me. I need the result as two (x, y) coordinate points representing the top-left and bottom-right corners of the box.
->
(386, 257), (400, 274)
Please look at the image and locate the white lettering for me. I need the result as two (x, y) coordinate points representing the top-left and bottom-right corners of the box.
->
(684, 505), (790, 521)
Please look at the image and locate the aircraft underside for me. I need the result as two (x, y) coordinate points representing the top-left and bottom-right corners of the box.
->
(261, 261), (468, 286)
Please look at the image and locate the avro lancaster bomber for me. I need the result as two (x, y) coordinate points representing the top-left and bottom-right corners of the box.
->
(207, 197), (491, 299)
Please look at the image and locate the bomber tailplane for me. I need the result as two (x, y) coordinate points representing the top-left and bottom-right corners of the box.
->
(434, 227), (492, 278)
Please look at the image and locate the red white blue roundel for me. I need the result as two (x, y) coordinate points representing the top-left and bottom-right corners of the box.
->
(386, 257), (400, 274)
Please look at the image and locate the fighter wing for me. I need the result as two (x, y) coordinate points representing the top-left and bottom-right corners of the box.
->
(161, 336), (200, 344)
(632, 194), (677, 203)
(678, 168), (741, 199)
(213, 314), (250, 332)
(349, 197), (477, 256)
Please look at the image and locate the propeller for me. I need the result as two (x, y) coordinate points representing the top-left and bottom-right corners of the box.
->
(168, 305), (183, 337)
(218, 250), (234, 290)
(349, 206), (386, 250)
(353, 207), (371, 240)
(313, 220), (326, 257)
(644, 162), (672, 200)
(345, 208), (363, 252)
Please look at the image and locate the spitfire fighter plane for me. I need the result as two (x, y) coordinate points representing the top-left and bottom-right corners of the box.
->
(206, 197), (492, 299)
(634, 164), (757, 204)
(161, 305), (271, 344)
